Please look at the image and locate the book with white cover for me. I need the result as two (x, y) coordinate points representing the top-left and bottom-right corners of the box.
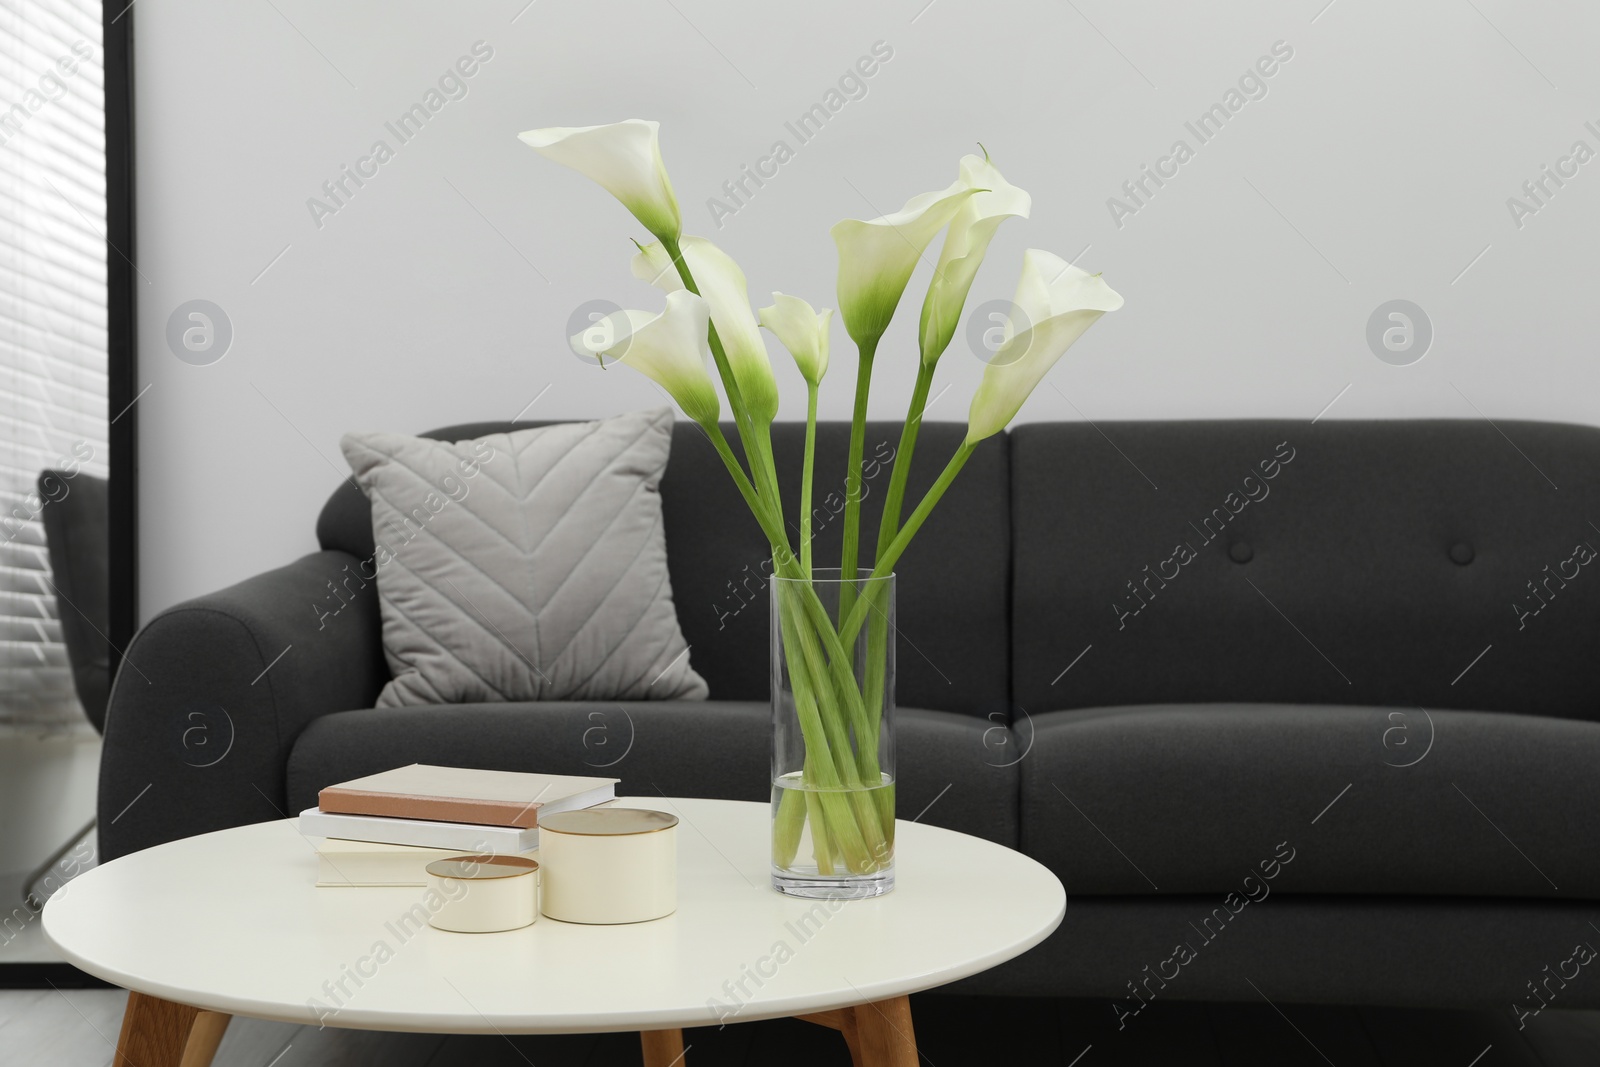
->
(317, 764), (618, 829)
(299, 807), (542, 853)
(311, 838), (537, 888)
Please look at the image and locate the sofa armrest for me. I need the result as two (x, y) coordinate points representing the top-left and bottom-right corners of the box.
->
(98, 550), (388, 860)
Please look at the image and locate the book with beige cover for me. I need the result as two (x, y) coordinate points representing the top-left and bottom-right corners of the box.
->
(318, 764), (618, 829)
(311, 838), (540, 888)
(297, 806), (542, 852)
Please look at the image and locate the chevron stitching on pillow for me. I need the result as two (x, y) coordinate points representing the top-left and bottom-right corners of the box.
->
(340, 408), (708, 707)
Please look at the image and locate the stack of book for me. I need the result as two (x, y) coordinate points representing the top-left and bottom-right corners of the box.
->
(299, 763), (619, 887)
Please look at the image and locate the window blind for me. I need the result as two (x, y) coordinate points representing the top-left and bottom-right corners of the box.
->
(0, 0), (106, 727)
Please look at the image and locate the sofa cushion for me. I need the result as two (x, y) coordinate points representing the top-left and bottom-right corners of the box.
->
(286, 702), (1020, 847)
(320, 420), (1012, 718)
(1020, 703), (1600, 899)
(340, 410), (707, 706)
(1010, 419), (1600, 718)
(956, 893), (1600, 1008)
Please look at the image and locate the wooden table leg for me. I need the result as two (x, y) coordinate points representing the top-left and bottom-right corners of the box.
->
(640, 1027), (687, 1066)
(840, 1017), (865, 1067)
(850, 995), (918, 1067)
(115, 991), (231, 1067)
(180, 1010), (231, 1067)
(800, 1000), (914, 1066)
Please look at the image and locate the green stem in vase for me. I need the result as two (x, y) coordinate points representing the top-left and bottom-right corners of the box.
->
(800, 780), (838, 870)
(857, 578), (893, 766)
(801, 382), (818, 579)
(857, 362), (936, 806)
(796, 587), (877, 767)
(772, 783), (807, 870)
(854, 582), (897, 842)
(785, 598), (864, 791)
(804, 784), (836, 874)
(776, 588), (876, 870)
(778, 574), (891, 871)
(836, 338), (877, 626)
(715, 405), (891, 876)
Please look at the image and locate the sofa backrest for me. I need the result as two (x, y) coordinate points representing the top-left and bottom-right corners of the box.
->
(317, 419), (1012, 718)
(1010, 419), (1600, 719)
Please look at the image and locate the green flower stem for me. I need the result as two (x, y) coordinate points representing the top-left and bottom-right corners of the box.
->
(796, 588), (877, 762)
(666, 238), (788, 558)
(775, 585), (856, 789)
(853, 359), (937, 824)
(859, 577), (893, 760)
(803, 783), (836, 874)
(753, 433), (787, 556)
(772, 783), (807, 869)
(711, 421), (892, 878)
(801, 382), (818, 579)
(778, 575), (890, 872)
(841, 439), (977, 646)
(704, 422), (791, 561)
(786, 597), (865, 790)
(858, 579), (896, 835)
(836, 338), (878, 626)
(780, 560), (883, 792)
(874, 360), (936, 558)
(777, 588), (876, 871)
(705, 416), (855, 725)
(778, 615), (889, 875)
(760, 501), (893, 873)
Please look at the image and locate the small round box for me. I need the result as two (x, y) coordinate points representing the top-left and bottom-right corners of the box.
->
(538, 809), (678, 924)
(424, 854), (540, 933)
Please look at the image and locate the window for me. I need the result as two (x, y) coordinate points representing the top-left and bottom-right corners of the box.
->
(0, 0), (107, 726)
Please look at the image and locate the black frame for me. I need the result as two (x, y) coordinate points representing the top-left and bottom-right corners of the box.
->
(2, 0), (144, 991)
(104, 0), (136, 661)
(5, 5), (136, 989)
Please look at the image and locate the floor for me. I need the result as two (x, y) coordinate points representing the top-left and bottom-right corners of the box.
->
(0, 872), (55, 966)
(6, 986), (1600, 1066)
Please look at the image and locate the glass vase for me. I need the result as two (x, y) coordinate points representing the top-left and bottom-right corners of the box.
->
(770, 569), (895, 898)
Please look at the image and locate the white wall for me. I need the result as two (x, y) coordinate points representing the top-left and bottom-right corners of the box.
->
(135, 0), (1600, 619)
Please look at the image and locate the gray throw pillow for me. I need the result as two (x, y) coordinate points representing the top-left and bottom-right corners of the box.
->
(340, 408), (708, 707)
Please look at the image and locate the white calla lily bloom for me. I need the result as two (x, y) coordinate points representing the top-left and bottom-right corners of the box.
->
(570, 290), (721, 426)
(831, 180), (982, 350)
(758, 293), (832, 386)
(919, 153), (1031, 366)
(966, 250), (1123, 443)
(519, 120), (681, 242)
(632, 236), (778, 423)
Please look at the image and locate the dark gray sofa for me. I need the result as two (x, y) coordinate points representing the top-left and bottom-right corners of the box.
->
(100, 418), (1600, 1015)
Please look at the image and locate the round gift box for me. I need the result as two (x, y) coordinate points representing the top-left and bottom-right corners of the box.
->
(423, 854), (540, 933)
(538, 808), (679, 924)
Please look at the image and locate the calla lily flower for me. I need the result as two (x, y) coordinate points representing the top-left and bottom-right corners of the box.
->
(570, 290), (720, 426)
(759, 293), (832, 385)
(966, 250), (1123, 443)
(919, 153), (1031, 366)
(519, 120), (681, 243)
(632, 237), (778, 423)
(831, 180), (982, 350)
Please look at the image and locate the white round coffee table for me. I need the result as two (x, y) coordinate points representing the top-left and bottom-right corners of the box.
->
(45, 796), (1064, 1066)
